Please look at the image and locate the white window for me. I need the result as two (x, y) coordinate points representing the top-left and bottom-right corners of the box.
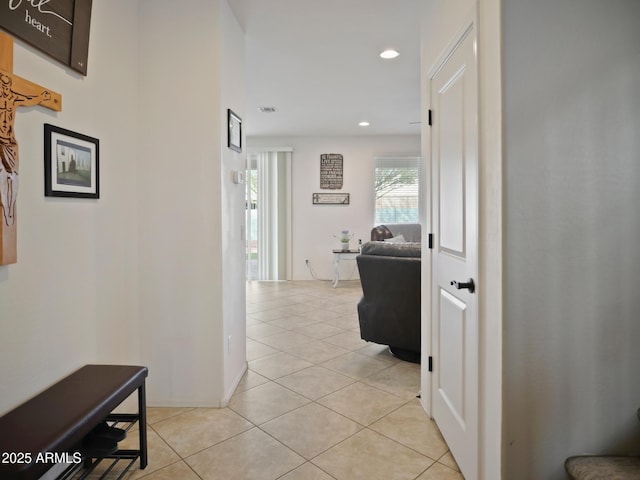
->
(374, 156), (421, 224)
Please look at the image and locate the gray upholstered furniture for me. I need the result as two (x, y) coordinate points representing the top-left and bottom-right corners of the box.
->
(356, 240), (421, 363)
(371, 223), (421, 243)
(565, 409), (640, 479)
(565, 456), (640, 479)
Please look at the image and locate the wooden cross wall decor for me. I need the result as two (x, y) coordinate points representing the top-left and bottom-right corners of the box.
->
(0, 31), (62, 265)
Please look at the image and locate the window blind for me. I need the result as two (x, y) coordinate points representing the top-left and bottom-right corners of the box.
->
(374, 156), (420, 224)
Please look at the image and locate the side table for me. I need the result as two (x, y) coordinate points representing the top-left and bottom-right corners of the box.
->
(332, 249), (360, 288)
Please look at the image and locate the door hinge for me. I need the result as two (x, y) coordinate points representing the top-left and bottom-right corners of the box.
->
(428, 356), (433, 372)
(428, 233), (433, 249)
(428, 109), (433, 126)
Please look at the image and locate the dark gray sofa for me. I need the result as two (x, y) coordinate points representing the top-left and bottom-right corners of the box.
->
(356, 241), (421, 363)
(371, 223), (421, 243)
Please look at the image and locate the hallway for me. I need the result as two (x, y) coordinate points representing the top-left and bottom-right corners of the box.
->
(96, 280), (462, 479)
(238, 280), (462, 479)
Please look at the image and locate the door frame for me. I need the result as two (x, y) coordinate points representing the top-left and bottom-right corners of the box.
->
(419, 3), (503, 479)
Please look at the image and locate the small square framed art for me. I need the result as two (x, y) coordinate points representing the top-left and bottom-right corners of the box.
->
(44, 124), (99, 198)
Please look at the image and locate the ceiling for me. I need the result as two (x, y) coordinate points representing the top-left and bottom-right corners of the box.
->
(228, 0), (423, 137)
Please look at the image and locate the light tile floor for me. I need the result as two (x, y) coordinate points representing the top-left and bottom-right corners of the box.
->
(86, 280), (464, 480)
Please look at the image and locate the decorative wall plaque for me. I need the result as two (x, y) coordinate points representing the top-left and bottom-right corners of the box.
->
(0, 0), (93, 75)
(320, 153), (343, 189)
(312, 193), (350, 205)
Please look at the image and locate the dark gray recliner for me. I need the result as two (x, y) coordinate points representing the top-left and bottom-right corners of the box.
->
(356, 241), (421, 363)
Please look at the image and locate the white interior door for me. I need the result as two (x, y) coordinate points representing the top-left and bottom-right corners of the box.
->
(430, 22), (479, 479)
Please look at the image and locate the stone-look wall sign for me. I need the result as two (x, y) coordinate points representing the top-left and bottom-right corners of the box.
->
(312, 193), (350, 205)
(0, 0), (93, 75)
(1, 31), (62, 265)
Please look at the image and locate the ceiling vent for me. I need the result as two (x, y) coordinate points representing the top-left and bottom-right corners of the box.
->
(258, 106), (277, 113)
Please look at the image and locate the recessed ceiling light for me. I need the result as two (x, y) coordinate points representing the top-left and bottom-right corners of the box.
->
(359, 121), (370, 127)
(258, 106), (277, 113)
(380, 49), (399, 59)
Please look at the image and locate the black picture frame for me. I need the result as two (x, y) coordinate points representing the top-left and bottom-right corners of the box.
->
(44, 124), (99, 198)
(228, 109), (242, 153)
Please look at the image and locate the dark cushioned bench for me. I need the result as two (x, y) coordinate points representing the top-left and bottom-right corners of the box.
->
(0, 364), (148, 480)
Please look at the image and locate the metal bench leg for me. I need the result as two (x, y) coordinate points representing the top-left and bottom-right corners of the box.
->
(138, 382), (148, 469)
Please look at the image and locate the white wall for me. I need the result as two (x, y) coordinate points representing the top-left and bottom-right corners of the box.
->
(249, 135), (420, 281)
(220, 0), (248, 401)
(503, 1), (640, 479)
(137, 0), (246, 407)
(0, 0), (140, 414)
(0, 0), (246, 414)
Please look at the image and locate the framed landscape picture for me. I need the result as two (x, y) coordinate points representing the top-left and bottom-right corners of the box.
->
(44, 124), (99, 198)
(228, 109), (242, 153)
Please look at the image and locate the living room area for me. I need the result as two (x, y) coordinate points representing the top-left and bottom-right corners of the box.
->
(245, 134), (422, 283)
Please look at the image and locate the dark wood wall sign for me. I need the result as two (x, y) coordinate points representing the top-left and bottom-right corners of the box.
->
(0, 0), (93, 75)
(320, 153), (343, 189)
